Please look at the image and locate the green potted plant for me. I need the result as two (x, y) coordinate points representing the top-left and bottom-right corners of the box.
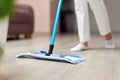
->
(0, 0), (14, 60)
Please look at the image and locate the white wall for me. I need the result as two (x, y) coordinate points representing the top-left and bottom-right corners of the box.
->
(16, 0), (51, 33)
(90, 0), (120, 32)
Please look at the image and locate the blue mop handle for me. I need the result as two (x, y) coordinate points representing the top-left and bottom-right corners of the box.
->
(47, 0), (63, 56)
(50, 0), (63, 45)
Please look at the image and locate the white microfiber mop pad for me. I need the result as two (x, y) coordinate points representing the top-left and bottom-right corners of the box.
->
(16, 51), (85, 64)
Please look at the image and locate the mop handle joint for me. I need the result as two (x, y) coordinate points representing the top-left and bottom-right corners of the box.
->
(46, 44), (54, 56)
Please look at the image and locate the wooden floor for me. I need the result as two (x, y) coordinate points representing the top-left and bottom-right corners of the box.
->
(0, 33), (120, 80)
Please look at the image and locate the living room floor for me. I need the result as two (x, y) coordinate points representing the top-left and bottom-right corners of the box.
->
(0, 32), (120, 80)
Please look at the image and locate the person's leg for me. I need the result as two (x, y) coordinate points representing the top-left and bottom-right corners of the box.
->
(71, 0), (90, 52)
(105, 32), (115, 48)
(88, 0), (115, 49)
(105, 32), (112, 40)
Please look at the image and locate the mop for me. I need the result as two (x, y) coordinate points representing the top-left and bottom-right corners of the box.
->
(16, 0), (85, 64)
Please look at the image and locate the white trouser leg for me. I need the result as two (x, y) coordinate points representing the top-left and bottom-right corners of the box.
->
(74, 0), (90, 42)
(88, 0), (111, 35)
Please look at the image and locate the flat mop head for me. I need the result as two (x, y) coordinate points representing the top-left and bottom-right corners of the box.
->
(16, 51), (85, 64)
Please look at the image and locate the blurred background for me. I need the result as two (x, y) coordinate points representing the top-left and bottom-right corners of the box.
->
(12, 0), (120, 36)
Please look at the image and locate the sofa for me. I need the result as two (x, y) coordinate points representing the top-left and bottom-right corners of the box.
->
(8, 4), (34, 39)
